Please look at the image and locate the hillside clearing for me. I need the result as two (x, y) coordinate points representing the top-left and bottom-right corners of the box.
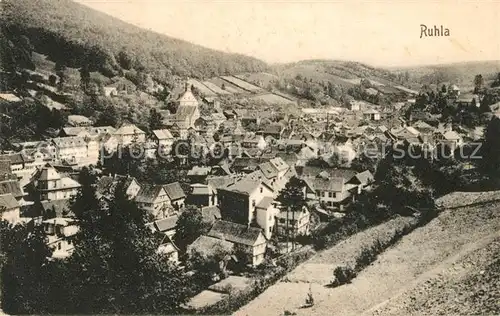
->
(235, 191), (500, 316)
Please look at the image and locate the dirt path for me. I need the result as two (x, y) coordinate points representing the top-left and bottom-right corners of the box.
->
(234, 191), (500, 316)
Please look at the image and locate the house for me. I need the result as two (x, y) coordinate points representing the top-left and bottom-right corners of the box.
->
(437, 130), (463, 151)
(449, 84), (460, 97)
(347, 170), (375, 194)
(42, 217), (79, 259)
(187, 235), (234, 264)
(208, 220), (267, 267)
(96, 175), (141, 200)
(152, 129), (175, 154)
(261, 123), (284, 139)
(187, 183), (217, 207)
(67, 115), (92, 127)
(114, 124), (146, 146)
(0, 193), (20, 224)
(363, 109), (381, 121)
(187, 166), (212, 183)
(51, 136), (100, 166)
(157, 235), (180, 263)
(0, 177), (31, 208)
(217, 179), (275, 227)
(163, 182), (186, 210)
(153, 215), (179, 238)
(103, 86), (118, 97)
(275, 206), (311, 237)
(201, 205), (222, 225)
(135, 185), (172, 219)
(411, 120), (434, 135)
(254, 196), (280, 239)
(32, 166), (81, 202)
(59, 126), (116, 138)
(242, 134), (266, 149)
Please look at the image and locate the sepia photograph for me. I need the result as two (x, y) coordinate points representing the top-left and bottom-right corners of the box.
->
(0, 0), (499, 315)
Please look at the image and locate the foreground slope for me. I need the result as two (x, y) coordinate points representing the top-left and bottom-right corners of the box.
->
(0, 0), (267, 79)
(235, 191), (500, 316)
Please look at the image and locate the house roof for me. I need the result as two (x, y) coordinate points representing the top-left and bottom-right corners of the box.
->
(442, 130), (461, 141)
(163, 182), (186, 200)
(52, 137), (87, 149)
(208, 220), (264, 246)
(364, 109), (380, 114)
(40, 199), (71, 217)
(211, 113), (226, 121)
(60, 177), (81, 189)
(114, 124), (145, 136)
(135, 184), (165, 203)
(190, 183), (215, 195)
(187, 166), (211, 176)
(256, 196), (274, 209)
(269, 157), (288, 172)
(206, 176), (237, 190)
(188, 235), (234, 257)
(154, 215), (179, 232)
(201, 205), (222, 222)
(263, 123), (284, 135)
(0, 193), (19, 210)
(224, 179), (272, 196)
(67, 115), (91, 124)
(0, 180), (23, 198)
(0, 153), (24, 165)
(352, 170), (374, 185)
(153, 129), (174, 140)
(258, 162), (279, 179)
(309, 177), (345, 192)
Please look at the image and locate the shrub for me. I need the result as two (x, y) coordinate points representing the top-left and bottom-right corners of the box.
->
(331, 266), (356, 287)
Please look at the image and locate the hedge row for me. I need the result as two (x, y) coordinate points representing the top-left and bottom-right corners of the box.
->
(195, 248), (315, 315)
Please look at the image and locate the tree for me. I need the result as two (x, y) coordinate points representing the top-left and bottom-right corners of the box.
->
(148, 108), (163, 132)
(276, 177), (307, 251)
(62, 178), (191, 314)
(174, 205), (210, 252)
(492, 73), (500, 88)
(441, 84), (447, 94)
(1, 221), (53, 314)
(474, 74), (484, 94)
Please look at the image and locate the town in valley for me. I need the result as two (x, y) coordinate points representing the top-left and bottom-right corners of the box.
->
(1, 1), (499, 315)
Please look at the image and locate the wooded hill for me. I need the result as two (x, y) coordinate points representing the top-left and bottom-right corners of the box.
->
(0, 0), (267, 82)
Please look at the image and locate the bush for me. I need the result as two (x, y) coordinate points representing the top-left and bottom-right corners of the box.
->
(331, 266), (356, 287)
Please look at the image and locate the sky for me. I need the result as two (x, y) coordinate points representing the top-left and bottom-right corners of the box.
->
(75, 0), (500, 67)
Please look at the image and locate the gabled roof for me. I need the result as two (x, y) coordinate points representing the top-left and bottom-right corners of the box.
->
(309, 177), (345, 192)
(190, 183), (215, 195)
(114, 124), (145, 136)
(0, 180), (23, 198)
(187, 166), (211, 176)
(256, 196), (275, 209)
(154, 215), (179, 232)
(208, 220), (265, 246)
(442, 130), (461, 141)
(163, 182), (186, 201)
(135, 184), (166, 203)
(258, 162), (279, 179)
(201, 205), (222, 222)
(0, 193), (19, 210)
(223, 178), (273, 196)
(0, 153), (24, 165)
(35, 167), (62, 181)
(352, 170), (374, 186)
(206, 176), (237, 190)
(188, 235), (234, 257)
(52, 137), (87, 149)
(269, 157), (289, 172)
(152, 129), (174, 140)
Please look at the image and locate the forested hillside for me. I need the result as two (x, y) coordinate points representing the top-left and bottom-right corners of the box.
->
(0, 0), (267, 81)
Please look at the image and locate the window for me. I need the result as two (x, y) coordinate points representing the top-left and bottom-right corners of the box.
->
(269, 227), (272, 233)
(58, 242), (62, 250)
(252, 200), (256, 207)
(260, 187), (263, 193)
(328, 192), (333, 198)
(279, 218), (285, 224)
(290, 219), (296, 225)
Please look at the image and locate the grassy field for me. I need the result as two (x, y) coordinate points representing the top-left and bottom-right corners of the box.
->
(250, 93), (296, 105)
(235, 190), (500, 316)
